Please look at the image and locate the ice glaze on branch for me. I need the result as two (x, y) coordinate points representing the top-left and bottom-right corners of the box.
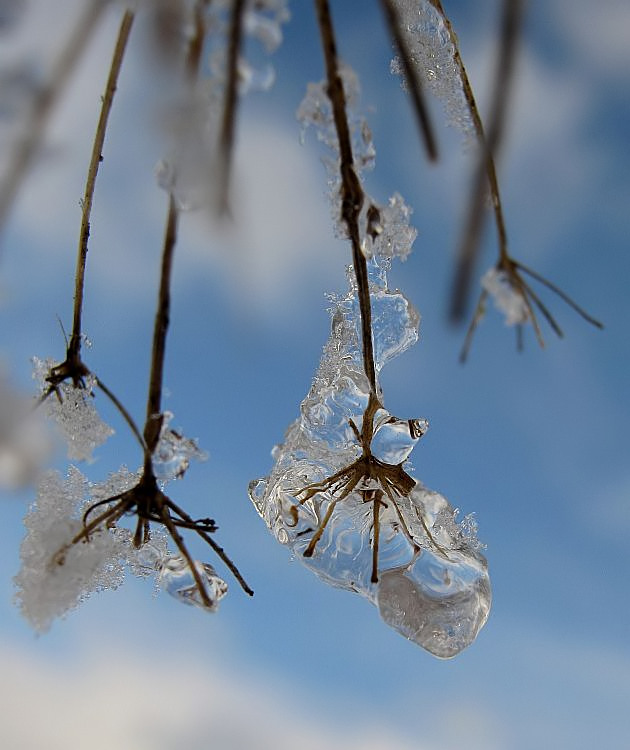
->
(379, 0), (438, 161)
(314, 0), (376, 395)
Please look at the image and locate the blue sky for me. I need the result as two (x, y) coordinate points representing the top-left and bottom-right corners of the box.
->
(1, 1), (629, 748)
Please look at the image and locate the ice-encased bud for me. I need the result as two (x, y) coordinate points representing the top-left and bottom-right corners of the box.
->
(158, 555), (227, 612)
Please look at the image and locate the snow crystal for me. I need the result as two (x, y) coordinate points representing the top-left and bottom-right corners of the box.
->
(32, 357), (114, 462)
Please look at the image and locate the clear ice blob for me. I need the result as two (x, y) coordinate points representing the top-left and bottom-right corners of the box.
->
(158, 555), (227, 612)
(249, 257), (491, 656)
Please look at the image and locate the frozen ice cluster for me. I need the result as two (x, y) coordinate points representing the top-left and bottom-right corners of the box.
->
(249, 258), (491, 658)
(390, 0), (475, 141)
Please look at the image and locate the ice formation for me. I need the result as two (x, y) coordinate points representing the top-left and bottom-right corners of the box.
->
(32, 357), (114, 462)
(390, 0), (475, 141)
(158, 555), (227, 612)
(249, 257), (491, 658)
(152, 410), (207, 482)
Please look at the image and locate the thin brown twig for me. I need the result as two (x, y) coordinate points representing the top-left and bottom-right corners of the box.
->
(448, 0), (523, 320)
(0, 0), (106, 232)
(514, 260), (604, 328)
(143, 194), (178, 456)
(379, 0), (438, 161)
(70, 10), (135, 358)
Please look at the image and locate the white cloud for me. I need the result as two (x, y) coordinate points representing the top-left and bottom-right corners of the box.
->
(0, 637), (429, 750)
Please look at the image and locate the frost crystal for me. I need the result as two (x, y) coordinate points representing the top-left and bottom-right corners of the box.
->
(32, 357), (114, 462)
(390, 0), (475, 141)
(250, 258), (491, 658)
(14, 467), (142, 632)
(151, 410), (207, 482)
(482, 267), (529, 325)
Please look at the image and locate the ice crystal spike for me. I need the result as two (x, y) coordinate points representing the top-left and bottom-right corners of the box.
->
(250, 257), (491, 656)
(158, 555), (227, 612)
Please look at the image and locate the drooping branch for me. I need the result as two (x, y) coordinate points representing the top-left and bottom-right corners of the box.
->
(379, 0), (438, 162)
(444, 0), (523, 320)
(217, 0), (246, 214)
(0, 0), (106, 232)
(314, 0), (377, 396)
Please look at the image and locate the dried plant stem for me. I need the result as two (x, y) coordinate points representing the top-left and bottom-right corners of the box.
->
(379, 0), (438, 161)
(443, 0), (523, 319)
(143, 194), (178, 456)
(71, 9), (135, 358)
(0, 0), (106, 232)
(314, 0), (376, 395)
(217, 0), (246, 214)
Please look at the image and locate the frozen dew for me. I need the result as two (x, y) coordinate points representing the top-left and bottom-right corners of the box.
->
(390, 0), (475, 141)
(151, 410), (207, 482)
(482, 267), (529, 326)
(249, 258), (491, 656)
(32, 357), (114, 462)
(158, 555), (228, 612)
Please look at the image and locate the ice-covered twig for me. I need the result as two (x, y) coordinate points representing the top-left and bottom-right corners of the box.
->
(314, 0), (376, 393)
(379, 0), (438, 161)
